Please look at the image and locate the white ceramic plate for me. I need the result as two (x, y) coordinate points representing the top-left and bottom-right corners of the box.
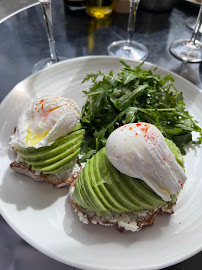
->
(0, 56), (202, 270)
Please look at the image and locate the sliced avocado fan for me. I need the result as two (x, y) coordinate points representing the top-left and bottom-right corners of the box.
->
(19, 126), (85, 174)
(73, 139), (184, 215)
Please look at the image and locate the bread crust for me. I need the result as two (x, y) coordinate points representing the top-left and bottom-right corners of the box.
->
(69, 180), (174, 232)
(10, 161), (81, 188)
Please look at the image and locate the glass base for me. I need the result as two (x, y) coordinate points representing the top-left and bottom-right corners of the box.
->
(186, 16), (202, 33)
(107, 40), (148, 61)
(32, 57), (67, 74)
(170, 39), (202, 63)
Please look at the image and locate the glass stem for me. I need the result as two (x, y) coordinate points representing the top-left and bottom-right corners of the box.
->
(189, 2), (202, 45)
(127, 0), (140, 44)
(40, 0), (59, 62)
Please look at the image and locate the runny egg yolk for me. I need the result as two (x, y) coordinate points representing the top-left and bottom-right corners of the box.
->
(159, 186), (171, 196)
(25, 104), (57, 146)
(26, 129), (50, 146)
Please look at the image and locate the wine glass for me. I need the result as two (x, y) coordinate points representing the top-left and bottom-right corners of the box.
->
(170, 2), (202, 63)
(107, 0), (148, 60)
(32, 0), (66, 74)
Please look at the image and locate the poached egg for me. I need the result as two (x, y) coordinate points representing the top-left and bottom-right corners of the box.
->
(10, 96), (81, 149)
(105, 123), (187, 201)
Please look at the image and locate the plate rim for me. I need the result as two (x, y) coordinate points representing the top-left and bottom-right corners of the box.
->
(0, 55), (202, 270)
(1, 55), (202, 109)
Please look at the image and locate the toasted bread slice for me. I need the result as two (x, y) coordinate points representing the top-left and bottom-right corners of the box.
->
(10, 161), (81, 188)
(69, 179), (175, 232)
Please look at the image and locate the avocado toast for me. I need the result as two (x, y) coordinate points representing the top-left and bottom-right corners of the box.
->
(10, 96), (85, 187)
(69, 123), (186, 232)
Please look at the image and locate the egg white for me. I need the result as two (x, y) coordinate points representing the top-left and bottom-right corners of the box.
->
(10, 96), (81, 149)
(106, 123), (187, 202)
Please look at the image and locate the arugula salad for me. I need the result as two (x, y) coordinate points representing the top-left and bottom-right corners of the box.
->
(80, 61), (202, 161)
